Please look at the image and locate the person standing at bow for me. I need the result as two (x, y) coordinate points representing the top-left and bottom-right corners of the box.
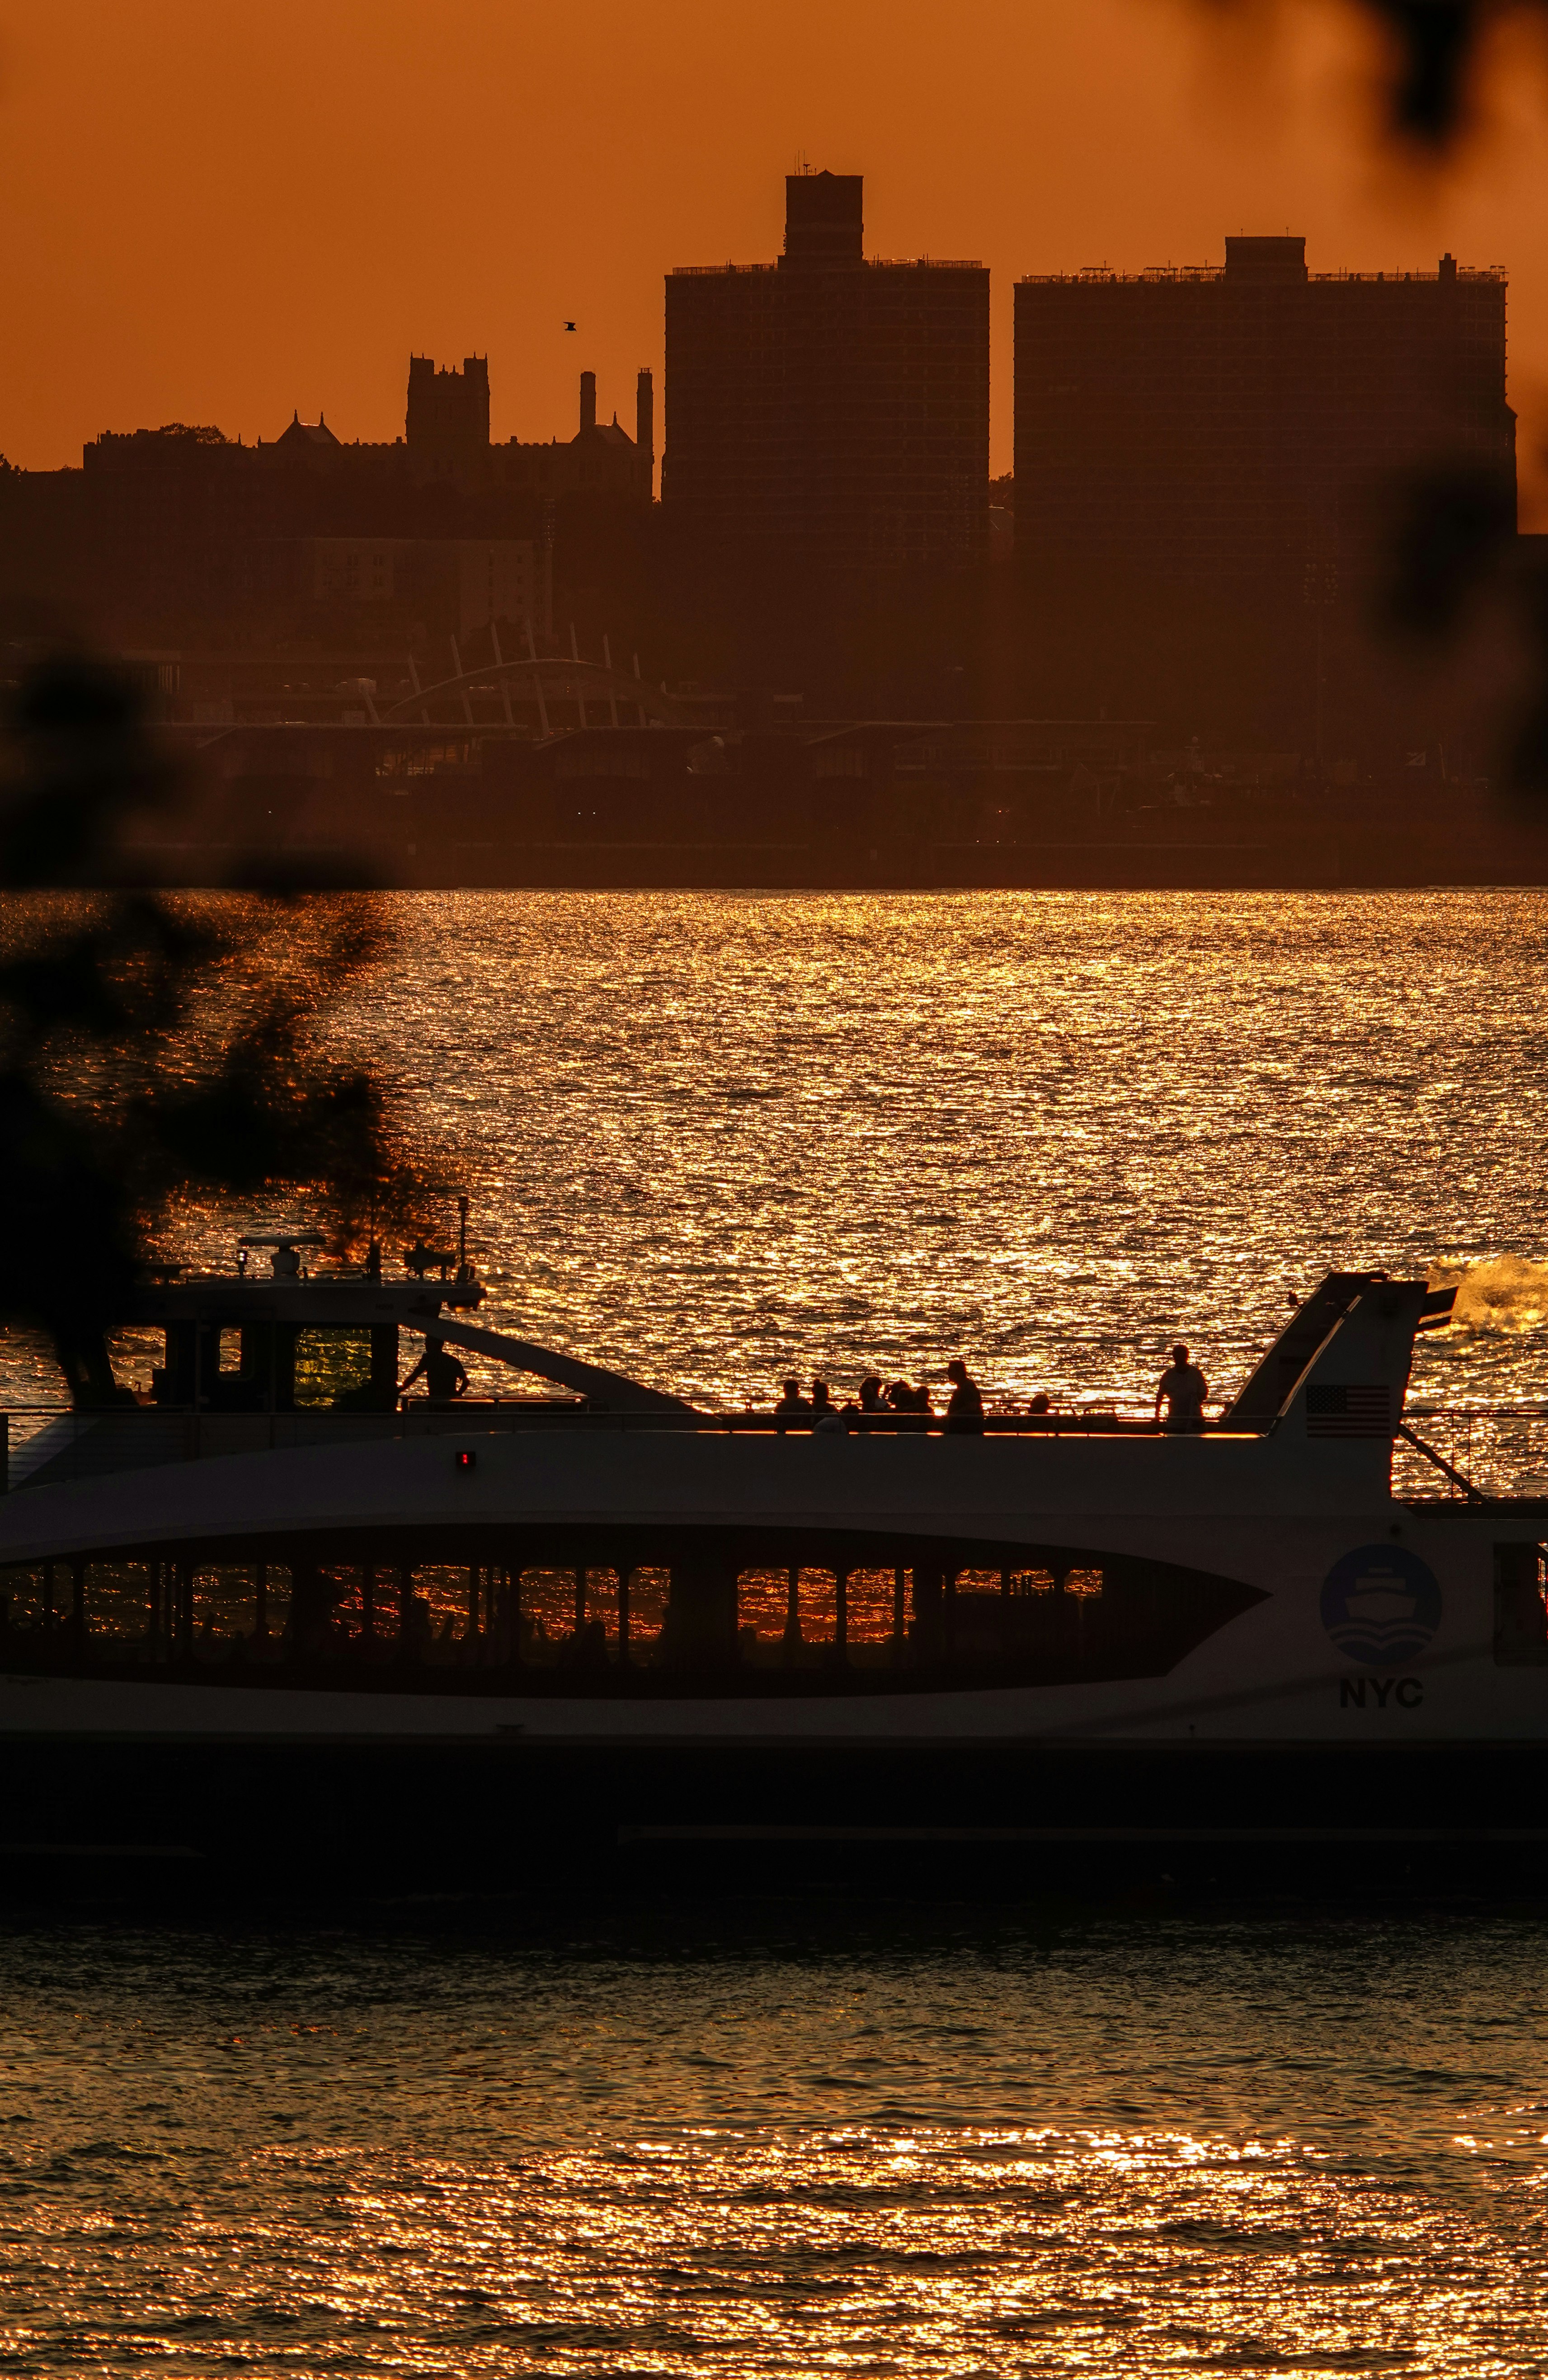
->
(1154, 1343), (1209, 1433)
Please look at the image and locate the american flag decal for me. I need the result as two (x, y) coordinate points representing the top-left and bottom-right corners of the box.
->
(1306, 1384), (1391, 1438)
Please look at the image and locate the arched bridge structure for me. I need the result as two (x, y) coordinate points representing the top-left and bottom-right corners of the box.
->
(379, 653), (682, 733)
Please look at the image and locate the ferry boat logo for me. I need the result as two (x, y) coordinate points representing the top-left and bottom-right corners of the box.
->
(1321, 1544), (1442, 1666)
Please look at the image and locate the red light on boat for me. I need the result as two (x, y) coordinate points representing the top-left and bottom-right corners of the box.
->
(455, 1449), (476, 1473)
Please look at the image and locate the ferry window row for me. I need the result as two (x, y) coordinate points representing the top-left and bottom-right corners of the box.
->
(0, 1541), (1262, 1694)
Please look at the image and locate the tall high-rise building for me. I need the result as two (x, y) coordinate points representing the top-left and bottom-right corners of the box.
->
(1013, 237), (1514, 609)
(664, 170), (989, 570)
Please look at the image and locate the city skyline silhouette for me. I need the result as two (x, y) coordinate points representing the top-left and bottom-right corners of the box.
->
(2, 0), (1546, 518)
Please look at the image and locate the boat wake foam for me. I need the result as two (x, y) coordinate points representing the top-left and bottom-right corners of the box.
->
(1429, 1256), (1548, 1335)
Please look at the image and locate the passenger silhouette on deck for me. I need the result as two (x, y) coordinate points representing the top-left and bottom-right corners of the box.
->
(809, 1380), (836, 1419)
(858, 1375), (885, 1412)
(944, 1357), (986, 1435)
(773, 1378), (811, 1425)
(1155, 1343), (1209, 1433)
(400, 1337), (469, 1402)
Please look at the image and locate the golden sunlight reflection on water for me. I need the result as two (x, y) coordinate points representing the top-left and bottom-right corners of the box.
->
(4, 888), (1548, 1412)
(5, 1911), (1548, 2373)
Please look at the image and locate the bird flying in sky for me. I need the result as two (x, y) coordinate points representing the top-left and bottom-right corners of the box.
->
(564, 320), (576, 332)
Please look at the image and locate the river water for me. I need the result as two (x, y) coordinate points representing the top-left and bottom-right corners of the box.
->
(4, 1904), (1548, 2375)
(359, 888), (1548, 1414)
(8, 886), (1544, 1411)
(4, 889), (1548, 2370)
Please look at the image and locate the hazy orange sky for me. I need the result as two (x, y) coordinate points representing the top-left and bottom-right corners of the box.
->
(4, 0), (1548, 513)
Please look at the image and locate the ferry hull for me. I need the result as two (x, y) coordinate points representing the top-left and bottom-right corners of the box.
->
(0, 1270), (1540, 1898)
(1, 1722), (1545, 1900)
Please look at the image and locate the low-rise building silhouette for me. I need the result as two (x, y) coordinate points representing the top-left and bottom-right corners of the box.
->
(405, 354), (490, 478)
(404, 353), (653, 503)
(5, 354), (651, 648)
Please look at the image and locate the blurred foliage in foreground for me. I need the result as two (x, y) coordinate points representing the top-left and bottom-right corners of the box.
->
(0, 652), (434, 1397)
(1199, 5), (1548, 788)
(1361, 0), (1529, 147)
(1204, 2), (1548, 150)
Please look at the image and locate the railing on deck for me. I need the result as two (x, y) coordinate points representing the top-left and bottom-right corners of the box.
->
(8, 1402), (1548, 1503)
(0, 1402), (1176, 1493)
(1392, 1409), (1548, 1504)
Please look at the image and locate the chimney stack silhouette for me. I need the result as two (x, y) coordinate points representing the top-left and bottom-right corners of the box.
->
(636, 368), (654, 468)
(579, 371), (597, 433)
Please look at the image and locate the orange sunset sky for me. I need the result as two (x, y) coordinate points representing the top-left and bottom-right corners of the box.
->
(3, 0), (1548, 516)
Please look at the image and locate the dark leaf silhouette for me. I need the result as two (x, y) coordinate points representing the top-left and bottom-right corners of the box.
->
(1378, 0), (1484, 143)
(1205, 1), (1545, 148)
(0, 652), (437, 1399)
(1379, 465), (1518, 637)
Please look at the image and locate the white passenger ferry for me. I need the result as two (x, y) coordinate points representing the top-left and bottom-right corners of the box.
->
(0, 1239), (1543, 1893)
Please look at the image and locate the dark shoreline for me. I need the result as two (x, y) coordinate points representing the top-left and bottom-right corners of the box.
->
(62, 854), (1548, 893)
